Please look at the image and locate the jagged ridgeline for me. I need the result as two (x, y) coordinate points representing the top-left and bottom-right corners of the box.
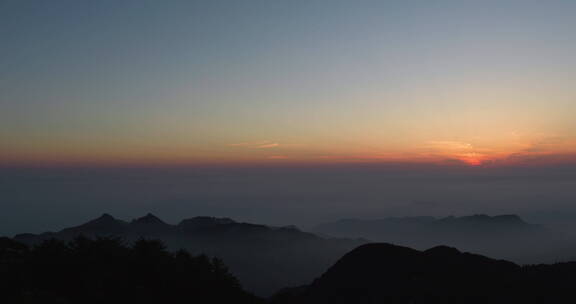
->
(14, 214), (366, 296)
(0, 237), (262, 303)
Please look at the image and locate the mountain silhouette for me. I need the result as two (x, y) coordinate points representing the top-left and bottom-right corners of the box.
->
(314, 214), (572, 263)
(272, 242), (576, 303)
(131, 213), (167, 225)
(14, 213), (365, 296)
(10, 215), (576, 302)
(64, 213), (128, 234)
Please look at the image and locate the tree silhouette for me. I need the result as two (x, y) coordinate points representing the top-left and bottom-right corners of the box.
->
(0, 236), (262, 304)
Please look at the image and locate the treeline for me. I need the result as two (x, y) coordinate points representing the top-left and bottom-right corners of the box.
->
(0, 237), (262, 304)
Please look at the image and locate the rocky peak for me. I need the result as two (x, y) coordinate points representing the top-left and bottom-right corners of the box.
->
(131, 213), (167, 225)
(83, 213), (119, 226)
(97, 213), (115, 221)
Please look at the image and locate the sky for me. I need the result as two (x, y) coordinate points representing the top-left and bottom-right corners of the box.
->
(2, 0), (576, 167)
(2, 1), (576, 236)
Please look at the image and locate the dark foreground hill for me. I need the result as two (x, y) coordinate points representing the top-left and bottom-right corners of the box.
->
(14, 214), (366, 295)
(271, 243), (576, 303)
(0, 237), (261, 304)
(314, 214), (573, 263)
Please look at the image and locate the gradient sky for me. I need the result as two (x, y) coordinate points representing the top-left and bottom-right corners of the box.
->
(2, 0), (576, 167)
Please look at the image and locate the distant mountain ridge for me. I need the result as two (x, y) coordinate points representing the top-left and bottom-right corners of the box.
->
(316, 214), (534, 234)
(15, 213), (299, 242)
(313, 214), (572, 263)
(14, 213), (366, 296)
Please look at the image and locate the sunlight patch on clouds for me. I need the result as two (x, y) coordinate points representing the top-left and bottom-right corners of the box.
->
(419, 140), (489, 165)
(257, 143), (280, 149)
(228, 141), (280, 149)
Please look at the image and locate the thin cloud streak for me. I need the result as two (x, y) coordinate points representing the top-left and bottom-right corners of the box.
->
(228, 141), (280, 149)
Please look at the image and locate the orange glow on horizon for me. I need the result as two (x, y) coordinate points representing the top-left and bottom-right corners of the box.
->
(456, 153), (484, 166)
(3, 134), (576, 168)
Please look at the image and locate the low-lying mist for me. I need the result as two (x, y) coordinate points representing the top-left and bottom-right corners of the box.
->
(2, 164), (576, 237)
